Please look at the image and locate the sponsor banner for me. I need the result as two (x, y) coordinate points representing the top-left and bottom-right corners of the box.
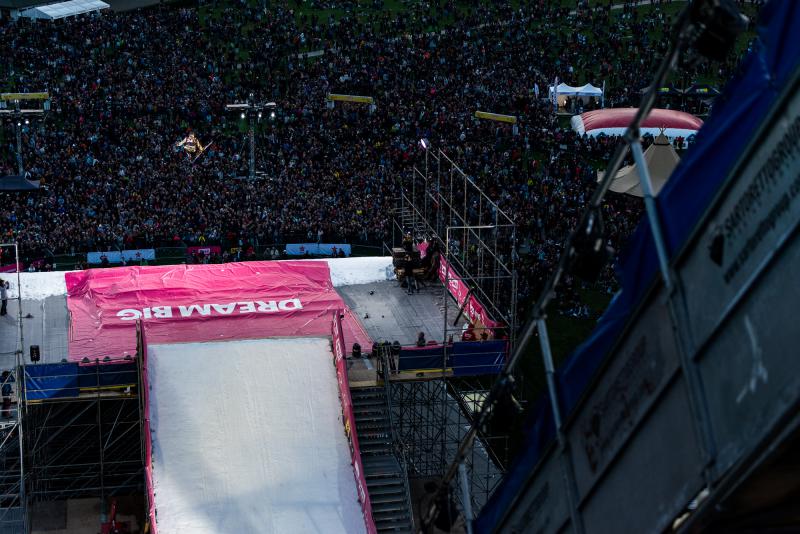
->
(327, 94), (374, 104)
(418, 241), (504, 329)
(0, 263), (23, 273)
(65, 261), (369, 361)
(186, 245), (222, 256)
(286, 243), (351, 256)
(332, 313), (377, 534)
(87, 249), (156, 264)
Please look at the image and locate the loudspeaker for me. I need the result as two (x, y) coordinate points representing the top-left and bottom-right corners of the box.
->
(30, 345), (40, 363)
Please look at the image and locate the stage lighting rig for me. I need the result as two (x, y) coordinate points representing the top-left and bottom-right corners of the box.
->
(0, 92), (49, 175)
(225, 93), (277, 180)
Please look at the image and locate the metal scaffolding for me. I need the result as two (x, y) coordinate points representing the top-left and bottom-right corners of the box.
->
(387, 149), (517, 522)
(0, 242), (143, 533)
(394, 146), (517, 348)
(393, 195), (522, 528)
(24, 378), (143, 503)
(0, 243), (27, 534)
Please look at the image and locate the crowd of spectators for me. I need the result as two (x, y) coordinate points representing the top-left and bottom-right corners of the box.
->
(0, 0), (759, 316)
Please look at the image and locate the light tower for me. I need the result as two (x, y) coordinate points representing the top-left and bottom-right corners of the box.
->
(225, 93), (276, 180)
(0, 92), (49, 175)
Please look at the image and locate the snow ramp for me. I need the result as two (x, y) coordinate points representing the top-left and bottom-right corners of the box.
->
(146, 337), (366, 534)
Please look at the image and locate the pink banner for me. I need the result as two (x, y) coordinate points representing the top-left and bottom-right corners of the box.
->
(332, 313), (377, 534)
(418, 242), (504, 329)
(0, 263), (23, 273)
(186, 245), (222, 256)
(66, 261), (370, 361)
(138, 322), (158, 534)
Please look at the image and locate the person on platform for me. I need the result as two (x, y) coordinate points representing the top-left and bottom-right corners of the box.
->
(404, 254), (415, 295)
(462, 323), (477, 342)
(417, 332), (426, 347)
(0, 279), (7, 316)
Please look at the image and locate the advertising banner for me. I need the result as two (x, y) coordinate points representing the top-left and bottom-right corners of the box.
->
(65, 261), (370, 361)
(186, 245), (222, 256)
(286, 243), (351, 256)
(0, 263), (23, 273)
(418, 242), (503, 329)
(332, 313), (377, 534)
(87, 249), (156, 264)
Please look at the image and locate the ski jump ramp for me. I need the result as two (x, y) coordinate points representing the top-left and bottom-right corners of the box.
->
(147, 337), (366, 534)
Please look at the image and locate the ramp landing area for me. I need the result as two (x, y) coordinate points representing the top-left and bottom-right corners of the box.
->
(147, 337), (365, 534)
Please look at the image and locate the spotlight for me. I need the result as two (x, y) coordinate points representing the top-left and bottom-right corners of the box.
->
(688, 0), (748, 62)
(565, 208), (614, 283)
(240, 112), (246, 119)
(258, 112), (263, 119)
(270, 111), (276, 119)
(24, 119), (29, 125)
(17, 122), (21, 127)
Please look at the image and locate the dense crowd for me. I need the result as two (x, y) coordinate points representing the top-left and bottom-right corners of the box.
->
(0, 0), (758, 313)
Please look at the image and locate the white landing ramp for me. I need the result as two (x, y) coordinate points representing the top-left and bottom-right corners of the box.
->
(148, 338), (365, 534)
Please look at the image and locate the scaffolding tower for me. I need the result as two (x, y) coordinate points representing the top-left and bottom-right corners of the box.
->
(387, 146), (517, 523)
(0, 243), (144, 534)
(394, 146), (517, 348)
(0, 243), (27, 534)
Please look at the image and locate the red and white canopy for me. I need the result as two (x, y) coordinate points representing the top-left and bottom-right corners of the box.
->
(571, 108), (703, 140)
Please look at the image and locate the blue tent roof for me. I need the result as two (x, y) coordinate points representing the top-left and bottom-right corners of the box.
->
(476, 2), (800, 531)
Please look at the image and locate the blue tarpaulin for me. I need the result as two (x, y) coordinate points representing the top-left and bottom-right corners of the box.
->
(451, 341), (506, 376)
(25, 363), (79, 400)
(476, 3), (800, 531)
(77, 362), (138, 389)
(398, 345), (446, 371)
(396, 342), (506, 375)
(25, 361), (138, 400)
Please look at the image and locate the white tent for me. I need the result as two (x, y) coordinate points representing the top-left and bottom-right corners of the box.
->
(597, 133), (680, 197)
(548, 83), (604, 108)
(19, 0), (109, 20)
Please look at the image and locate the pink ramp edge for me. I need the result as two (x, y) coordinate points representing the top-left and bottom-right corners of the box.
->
(65, 261), (370, 361)
(332, 312), (378, 534)
(138, 322), (157, 534)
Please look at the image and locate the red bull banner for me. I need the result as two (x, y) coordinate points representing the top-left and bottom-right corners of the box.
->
(418, 242), (503, 329)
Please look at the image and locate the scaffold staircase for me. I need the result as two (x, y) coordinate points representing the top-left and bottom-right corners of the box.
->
(351, 387), (414, 533)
